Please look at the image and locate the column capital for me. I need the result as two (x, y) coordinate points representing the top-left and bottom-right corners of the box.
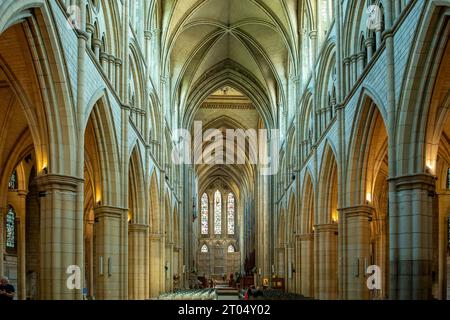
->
(35, 174), (83, 192)
(388, 173), (437, 191)
(129, 223), (149, 232)
(86, 22), (95, 33)
(382, 30), (394, 41)
(144, 30), (152, 40)
(309, 30), (317, 39)
(314, 223), (338, 233)
(341, 205), (373, 220)
(94, 205), (127, 219)
(365, 38), (374, 48)
(92, 38), (102, 48)
(357, 51), (366, 61)
(75, 30), (89, 41)
(343, 57), (351, 65)
(99, 52), (109, 62)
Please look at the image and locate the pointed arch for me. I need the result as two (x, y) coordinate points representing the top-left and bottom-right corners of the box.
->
(287, 192), (297, 245)
(0, 2), (77, 175)
(84, 93), (121, 206)
(149, 170), (160, 234)
(346, 91), (388, 206)
(300, 169), (315, 235)
(318, 142), (339, 224)
(396, 3), (450, 175)
(128, 144), (146, 224)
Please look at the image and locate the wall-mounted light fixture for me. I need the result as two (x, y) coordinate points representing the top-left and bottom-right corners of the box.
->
(366, 192), (372, 205)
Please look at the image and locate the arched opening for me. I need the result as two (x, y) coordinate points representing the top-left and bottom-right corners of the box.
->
(0, 12), (69, 299)
(300, 172), (315, 298)
(422, 31), (450, 300)
(347, 94), (388, 300)
(286, 195), (298, 294)
(128, 146), (147, 300)
(149, 171), (162, 297)
(316, 144), (339, 299)
(83, 96), (121, 300)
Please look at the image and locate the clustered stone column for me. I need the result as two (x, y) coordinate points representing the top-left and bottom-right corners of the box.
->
(315, 223), (338, 300)
(36, 174), (84, 300)
(299, 234), (314, 297)
(343, 205), (373, 300)
(94, 205), (126, 300)
(389, 174), (436, 299)
(128, 223), (148, 299)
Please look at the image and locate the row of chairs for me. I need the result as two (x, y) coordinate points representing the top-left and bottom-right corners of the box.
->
(156, 289), (218, 300)
(240, 289), (311, 300)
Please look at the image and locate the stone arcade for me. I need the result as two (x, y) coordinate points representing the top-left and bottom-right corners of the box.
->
(0, 0), (449, 300)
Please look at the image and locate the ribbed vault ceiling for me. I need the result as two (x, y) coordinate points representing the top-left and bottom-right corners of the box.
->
(162, 0), (298, 128)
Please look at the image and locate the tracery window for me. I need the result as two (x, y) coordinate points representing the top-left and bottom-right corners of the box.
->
(214, 190), (222, 235)
(6, 205), (16, 249)
(8, 170), (18, 190)
(201, 193), (209, 235)
(227, 193), (235, 235)
(228, 245), (235, 253)
(201, 244), (208, 253)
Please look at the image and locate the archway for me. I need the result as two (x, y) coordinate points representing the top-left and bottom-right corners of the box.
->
(299, 172), (315, 298)
(0, 6), (75, 299)
(316, 143), (339, 299)
(83, 96), (122, 300)
(128, 146), (147, 300)
(149, 171), (162, 297)
(286, 195), (298, 294)
(346, 93), (388, 300)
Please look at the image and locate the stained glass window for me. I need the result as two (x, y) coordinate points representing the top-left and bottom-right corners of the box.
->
(201, 244), (208, 253)
(201, 193), (209, 235)
(6, 205), (16, 249)
(227, 193), (235, 235)
(214, 190), (222, 235)
(228, 245), (235, 253)
(8, 170), (18, 190)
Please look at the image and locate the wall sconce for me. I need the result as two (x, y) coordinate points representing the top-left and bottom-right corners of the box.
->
(366, 192), (372, 205)
(42, 166), (48, 175)
(426, 161), (435, 174)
